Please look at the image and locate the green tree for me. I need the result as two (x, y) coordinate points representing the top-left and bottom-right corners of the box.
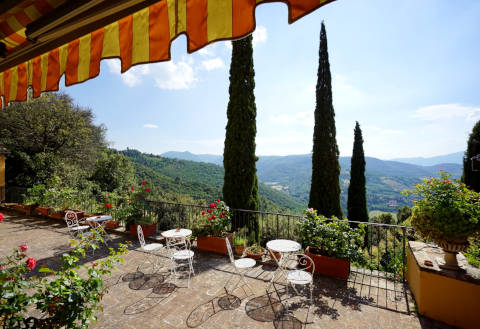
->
(463, 120), (480, 191)
(396, 205), (412, 224)
(90, 149), (135, 192)
(309, 22), (342, 218)
(0, 93), (106, 187)
(347, 122), (368, 224)
(222, 35), (260, 240)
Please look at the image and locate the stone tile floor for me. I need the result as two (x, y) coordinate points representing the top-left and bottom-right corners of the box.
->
(0, 211), (455, 329)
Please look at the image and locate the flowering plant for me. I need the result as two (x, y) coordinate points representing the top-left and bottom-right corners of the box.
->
(0, 235), (129, 328)
(299, 208), (366, 263)
(403, 171), (480, 242)
(196, 200), (231, 237)
(122, 180), (157, 225)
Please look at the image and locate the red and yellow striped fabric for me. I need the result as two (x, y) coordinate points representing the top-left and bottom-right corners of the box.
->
(0, 0), (333, 105)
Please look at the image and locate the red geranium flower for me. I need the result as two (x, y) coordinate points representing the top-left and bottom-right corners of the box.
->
(216, 199), (220, 202)
(0, 212), (4, 223)
(211, 216), (216, 220)
(19, 244), (28, 252)
(145, 188), (151, 192)
(131, 185), (135, 191)
(207, 209), (212, 213)
(201, 211), (206, 215)
(136, 196), (141, 200)
(26, 257), (36, 271)
(105, 204), (112, 209)
(141, 180), (147, 185)
(209, 203), (217, 209)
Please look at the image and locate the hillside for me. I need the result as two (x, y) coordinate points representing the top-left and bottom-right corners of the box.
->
(121, 149), (304, 213)
(391, 151), (463, 166)
(161, 151), (463, 213)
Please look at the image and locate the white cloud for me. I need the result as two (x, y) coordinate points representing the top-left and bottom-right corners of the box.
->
(268, 110), (313, 126)
(107, 58), (196, 90)
(224, 41), (232, 50)
(143, 124), (158, 129)
(198, 48), (210, 56)
(201, 58), (225, 71)
(363, 125), (405, 135)
(412, 104), (480, 122)
(253, 26), (267, 48)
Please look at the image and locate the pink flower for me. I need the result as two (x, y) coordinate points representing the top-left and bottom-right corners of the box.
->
(26, 258), (36, 271)
(0, 265), (5, 270)
(0, 212), (3, 223)
(141, 180), (147, 186)
(145, 188), (151, 192)
(209, 203), (217, 209)
(19, 244), (28, 252)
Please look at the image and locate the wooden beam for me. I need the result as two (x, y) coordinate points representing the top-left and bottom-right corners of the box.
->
(0, 0), (160, 73)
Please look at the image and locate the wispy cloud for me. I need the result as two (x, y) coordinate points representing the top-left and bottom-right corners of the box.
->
(253, 26), (267, 48)
(143, 124), (158, 129)
(363, 125), (405, 135)
(106, 58), (196, 90)
(412, 103), (480, 122)
(201, 58), (225, 71)
(268, 110), (313, 126)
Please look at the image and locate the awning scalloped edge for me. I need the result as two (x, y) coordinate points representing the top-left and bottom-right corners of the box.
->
(0, 0), (334, 105)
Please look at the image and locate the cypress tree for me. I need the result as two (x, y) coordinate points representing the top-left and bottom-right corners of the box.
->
(347, 122), (369, 224)
(309, 22), (342, 218)
(462, 120), (480, 191)
(223, 35), (259, 240)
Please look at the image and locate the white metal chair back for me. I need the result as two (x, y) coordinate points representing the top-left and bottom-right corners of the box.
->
(137, 225), (146, 249)
(297, 254), (315, 274)
(64, 210), (79, 228)
(225, 237), (235, 264)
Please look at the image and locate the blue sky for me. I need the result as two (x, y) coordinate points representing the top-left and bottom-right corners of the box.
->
(60, 0), (480, 159)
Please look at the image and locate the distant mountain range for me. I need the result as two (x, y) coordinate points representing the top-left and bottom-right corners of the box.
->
(390, 151), (464, 166)
(161, 151), (464, 213)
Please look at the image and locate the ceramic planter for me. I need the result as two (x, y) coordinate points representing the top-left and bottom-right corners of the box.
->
(305, 246), (350, 279)
(197, 233), (233, 254)
(129, 223), (157, 237)
(15, 204), (33, 215)
(246, 247), (266, 260)
(234, 245), (245, 256)
(49, 210), (65, 220)
(437, 239), (469, 270)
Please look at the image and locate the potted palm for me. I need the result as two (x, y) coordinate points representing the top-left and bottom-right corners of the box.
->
(300, 208), (366, 279)
(403, 172), (480, 270)
(195, 200), (232, 254)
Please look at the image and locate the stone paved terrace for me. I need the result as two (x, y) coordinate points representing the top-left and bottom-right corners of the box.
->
(0, 211), (455, 329)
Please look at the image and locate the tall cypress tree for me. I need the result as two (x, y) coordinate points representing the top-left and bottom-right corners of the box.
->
(462, 120), (480, 191)
(223, 35), (259, 239)
(309, 22), (342, 218)
(347, 122), (368, 224)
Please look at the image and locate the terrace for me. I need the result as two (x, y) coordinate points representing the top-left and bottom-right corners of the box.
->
(0, 206), (453, 329)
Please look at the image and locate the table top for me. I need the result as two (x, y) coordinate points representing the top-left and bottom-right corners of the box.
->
(161, 228), (192, 238)
(266, 239), (301, 253)
(86, 215), (112, 222)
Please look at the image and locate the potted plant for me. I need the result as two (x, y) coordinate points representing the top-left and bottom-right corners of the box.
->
(124, 180), (158, 237)
(245, 244), (265, 259)
(403, 171), (480, 270)
(24, 184), (53, 217)
(233, 233), (247, 256)
(195, 200), (232, 254)
(299, 208), (366, 279)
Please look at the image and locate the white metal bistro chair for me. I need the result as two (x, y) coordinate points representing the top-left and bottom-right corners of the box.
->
(166, 235), (195, 288)
(64, 210), (91, 240)
(224, 237), (256, 296)
(137, 225), (164, 273)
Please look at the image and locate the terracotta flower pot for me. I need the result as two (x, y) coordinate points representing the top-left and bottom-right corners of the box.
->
(197, 234), (233, 255)
(35, 206), (52, 217)
(105, 220), (120, 229)
(246, 247), (266, 260)
(129, 223), (157, 237)
(268, 249), (281, 261)
(49, 210), (65, 220)
(305, 246), (350, 279)
(234, 245), (245, 256)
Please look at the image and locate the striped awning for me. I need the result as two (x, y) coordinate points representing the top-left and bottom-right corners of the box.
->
(0, 0), (334, 105)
